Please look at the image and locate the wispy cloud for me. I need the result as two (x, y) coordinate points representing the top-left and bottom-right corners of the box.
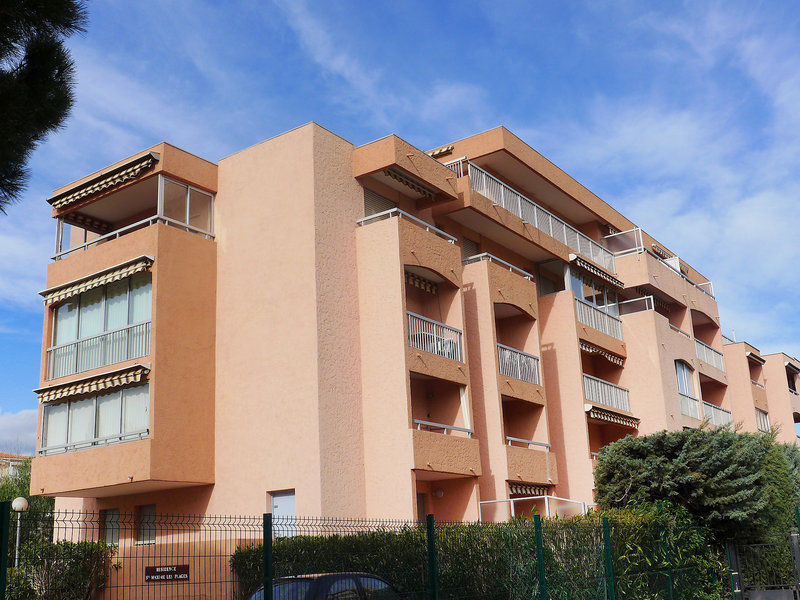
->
(0, 409), (37, 456)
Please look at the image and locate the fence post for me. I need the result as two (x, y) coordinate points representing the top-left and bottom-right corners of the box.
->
(0, 501), (9, 600)
(601, 517), (616, 600)
(263, 513), (273, 600)
(657, 504), (674, 600)
(426, 514), (439, 600)
(533, 515), (548, 600)
(725, 541), (739, 600)
(794, 506), (800, 535)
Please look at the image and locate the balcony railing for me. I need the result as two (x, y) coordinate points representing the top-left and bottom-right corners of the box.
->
(446, 160), (615, 273)
(750, 379), (765, 389)
(680, 393), (701, 419)
(575, 298), (623, 340)
(669, 323), (691, 338)
(583, 374), (630, 412)
(463, 253), (534, 280)
(695, 339), (726, 372)
(604, 227), (715, 298)
(407, 312), (463, 362)
(505, 436), (550, 450)
(790, 388), (799, 396)
(47, 321), (151, 380)
(497, 344), (540, 385)
(357, 208), (457, 243)
(38, 429), (149, 456)
(413, 419), (473, 438)
(702, 401), (732, 426)
(722, 333), (737, 345)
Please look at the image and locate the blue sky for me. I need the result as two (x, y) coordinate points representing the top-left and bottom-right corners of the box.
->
(1, 0), (799, 453)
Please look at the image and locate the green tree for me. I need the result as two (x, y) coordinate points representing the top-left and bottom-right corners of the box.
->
(594, 427), (800, 541)
(0, 0), (88, 212)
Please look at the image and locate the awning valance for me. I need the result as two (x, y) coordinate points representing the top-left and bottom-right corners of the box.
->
(48, 152), (159, 211)
(383, 168), (436, 199)
(508, 482), (551, 496)
(40, 256), (153, 306)
(579, 341), (624, 366)
(35, 364), (150, 403)
(746, 351), (766, 366)
(787, 361), (800, 375)
(586, 405), (639, 430)
(569, 254), (624, 289)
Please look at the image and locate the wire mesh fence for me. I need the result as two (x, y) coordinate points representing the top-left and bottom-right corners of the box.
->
(0, 503), (733, 600)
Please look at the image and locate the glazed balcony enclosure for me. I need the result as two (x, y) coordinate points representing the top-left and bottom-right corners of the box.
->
(31, 145), (217, 498)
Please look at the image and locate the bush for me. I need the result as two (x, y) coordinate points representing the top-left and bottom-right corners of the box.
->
(231, 509), (724, 600)
(7, 539), (114, 600)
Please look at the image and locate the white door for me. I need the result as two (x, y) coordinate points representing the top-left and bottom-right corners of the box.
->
(271, 490), (296, 536)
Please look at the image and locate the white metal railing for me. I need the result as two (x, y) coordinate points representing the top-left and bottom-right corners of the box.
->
(506, 436), (550, 450)
(413, 419), (473, 438)
(463, 253), (534, 280)
(618, 295), (654, 315)
(47, 321), (151, 380)
(695, 339), (726, 372)
(590, 451), (600, 462)
(703, 401), (732, 426)
(575, 298), (623, 340)
(38, 429), (149, 456)
(602, 227), (715, 298)
(790, 388), (799, 396)
(750, 379), (765, 389)
(680, 393), (701, 419)
(583, 374), (630, 412)
(669, 323), (691, 338)
(356, 208), (456, 243)
(446, 160), (615, 273)
(407, 312), (463, 362)
(497, 344), (540, 384)
(53, 216), (214, 260)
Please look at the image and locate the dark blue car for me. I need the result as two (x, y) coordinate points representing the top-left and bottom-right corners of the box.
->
(248, 573), (402, 600)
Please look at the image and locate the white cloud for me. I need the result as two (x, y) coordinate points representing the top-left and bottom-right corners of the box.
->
(0, 409), (37, 456)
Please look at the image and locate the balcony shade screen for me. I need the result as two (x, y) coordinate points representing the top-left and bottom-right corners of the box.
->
(35, 364), (150, 403)
(363, 188), (396, 217)
(579, 341), (624, 366)
(508, 483), (550, 496)
(586, 406), (639, 430)
(40, 256), (153, 306)
(48, 152), (159, 211)
(569, 255), (624, 288)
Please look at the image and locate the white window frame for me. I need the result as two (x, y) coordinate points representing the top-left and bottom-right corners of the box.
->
(675, 360), (695, 398)
(756, 408), (770, 433)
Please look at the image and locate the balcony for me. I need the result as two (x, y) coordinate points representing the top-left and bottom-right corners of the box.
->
(497, 344), (540, 384)
(412, 421), (481, 477)
(680, 393), (701, 419)
(47, 322), (150, 380)
(575, 298), (623, 340)
(583, 374), (630, 412)
(407, 312), (463, 362)
(505, 437), (556, 486)
(702, 401), (732, 426)
(53, 174), (214, 261)
(695, 339), (726, 372)
(447, 160), (615, 272)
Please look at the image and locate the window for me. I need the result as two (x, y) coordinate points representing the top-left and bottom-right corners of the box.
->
(101, 509), (120, 546)
(162, 178), (213, 232)
(675, 361), (695, 397)
(756, 409), (770, 433)
(41, 383), (150, 454)
(273, 581), (313, 600)
(49, 274), (152, 378)
(359, 577), (400, 600)
(788, 368), (798, 394)
(137, 504), (156, 545)
(326, 578), (360, 600)
(570, 268), (619, 315)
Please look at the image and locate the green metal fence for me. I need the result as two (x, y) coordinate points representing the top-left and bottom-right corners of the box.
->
(0, 503), (733, 600)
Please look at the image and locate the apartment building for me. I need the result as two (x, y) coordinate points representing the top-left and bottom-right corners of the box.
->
(29, 123), (800, 523)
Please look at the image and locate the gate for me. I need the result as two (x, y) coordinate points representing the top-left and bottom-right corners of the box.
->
(731, 534), (800, 600)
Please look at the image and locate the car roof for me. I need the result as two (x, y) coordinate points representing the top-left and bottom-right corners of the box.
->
(276, 572), (381, 581)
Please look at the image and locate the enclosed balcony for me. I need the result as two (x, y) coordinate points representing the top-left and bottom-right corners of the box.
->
(702, 401), (732, 426)
(53, 173), (214, 260)
(695, 339), (726, 372)
(680, 393), (701, 419)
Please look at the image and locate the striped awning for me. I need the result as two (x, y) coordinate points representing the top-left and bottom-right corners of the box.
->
(48, 152), (159, 211)
(405, 271), (438, 295)
(35, 364), (150, 403)
(383, 168), (436, 199)
(586, 406), (639, 430)
(40, 256), (153, 306)
(569, 255), (624, 288)
(509, 482), (551, 496)
(579, 341), (624, 366)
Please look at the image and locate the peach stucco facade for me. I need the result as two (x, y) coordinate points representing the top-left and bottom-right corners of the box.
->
(30, 123), (800, 523)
